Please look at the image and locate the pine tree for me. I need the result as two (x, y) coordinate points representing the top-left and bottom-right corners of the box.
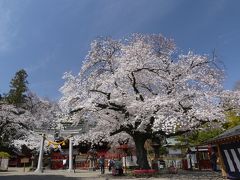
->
(6, 69), (28, 106)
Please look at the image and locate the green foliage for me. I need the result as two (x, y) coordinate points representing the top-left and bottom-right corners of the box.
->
(177, 127), (223, 146)
(159, 146), (168, 155)
(160, 110), (240, 148)
(0, 151), (10, 158)
(177, 111), (240, 146)
(194, 128), (223, 144)
(223, 111), (240, 129)
(6, 69), (28, 106)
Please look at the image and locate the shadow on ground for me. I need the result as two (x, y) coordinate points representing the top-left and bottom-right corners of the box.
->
(0, 175), (95, 180)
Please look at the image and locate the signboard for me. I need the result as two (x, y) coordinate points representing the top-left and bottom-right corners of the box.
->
(20, 157), (29, 163)
(75, 154), (88, 162)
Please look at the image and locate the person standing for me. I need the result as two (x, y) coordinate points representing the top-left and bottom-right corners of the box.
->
(114, 158), (123, 175)
(108, 158), (115, 172)
(210, 151), (217, 171)
(73, 155), (76, 173)
(99, 155), (105, 174)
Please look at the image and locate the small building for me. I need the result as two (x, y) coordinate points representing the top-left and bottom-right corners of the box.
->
(190, 146), (211, 170)
(207, 125), (240, 179)
(164, 138), (212, 170)
(8, 147), (32, 167)
(163, 138), (184, 168)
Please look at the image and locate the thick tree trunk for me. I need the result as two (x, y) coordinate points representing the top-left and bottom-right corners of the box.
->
(133, 135), (150, 169)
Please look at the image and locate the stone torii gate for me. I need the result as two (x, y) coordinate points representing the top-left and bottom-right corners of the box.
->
(34, 129), (80, 173)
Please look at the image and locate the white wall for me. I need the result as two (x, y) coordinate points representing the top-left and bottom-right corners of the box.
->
(122, 156), (137, 167)
(168, 148), (182, 155)
(0, 158), (9, 171)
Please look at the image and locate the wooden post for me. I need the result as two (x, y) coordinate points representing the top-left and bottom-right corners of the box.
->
(124, 154), (127, 173)
(21, 157), (29, 172)
(196, 146), (201, 171)
(217, 144), (227, 178)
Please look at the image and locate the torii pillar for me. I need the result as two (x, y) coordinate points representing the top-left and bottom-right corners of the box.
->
(68, 136), (74, 172)
(35, 134), (45, 173)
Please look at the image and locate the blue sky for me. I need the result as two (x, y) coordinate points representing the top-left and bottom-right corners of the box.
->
(0, 0), (239, 100)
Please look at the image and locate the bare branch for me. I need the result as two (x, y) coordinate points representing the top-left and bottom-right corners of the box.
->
(130, 72), (144, 101)
(89, 89), (111, 100)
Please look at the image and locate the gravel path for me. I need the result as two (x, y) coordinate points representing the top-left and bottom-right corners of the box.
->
(0, 168), (225, 180)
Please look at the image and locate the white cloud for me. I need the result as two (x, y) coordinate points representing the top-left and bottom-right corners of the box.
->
(25, 52), (56, 73)
(0, 1), (18, 52)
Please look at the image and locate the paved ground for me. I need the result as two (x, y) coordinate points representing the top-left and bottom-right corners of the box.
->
(0, 167), (225, 180)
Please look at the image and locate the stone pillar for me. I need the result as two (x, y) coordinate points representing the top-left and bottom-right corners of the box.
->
(89, 159), (92, 168)
(68, 137), (74, 172)
(92, 159), (95, 169)
(35, 134), (45, 173)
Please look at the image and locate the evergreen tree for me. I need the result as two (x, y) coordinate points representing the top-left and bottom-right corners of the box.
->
(6, 69), (28, 106)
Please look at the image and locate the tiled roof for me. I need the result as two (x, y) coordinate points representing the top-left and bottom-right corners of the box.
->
(207, 125), (240, 143)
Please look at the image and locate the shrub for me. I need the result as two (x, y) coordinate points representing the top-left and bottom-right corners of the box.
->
(0, 152), (10, 158)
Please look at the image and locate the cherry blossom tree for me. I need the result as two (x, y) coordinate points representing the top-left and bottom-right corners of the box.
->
(0, 92), (61, 151)
(25, 92), (61, 130)
(234, 80), (240, 91)
(1, 69), (61, 152)
(60, 34), (227, 169)
(0, 102), (34, 148)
